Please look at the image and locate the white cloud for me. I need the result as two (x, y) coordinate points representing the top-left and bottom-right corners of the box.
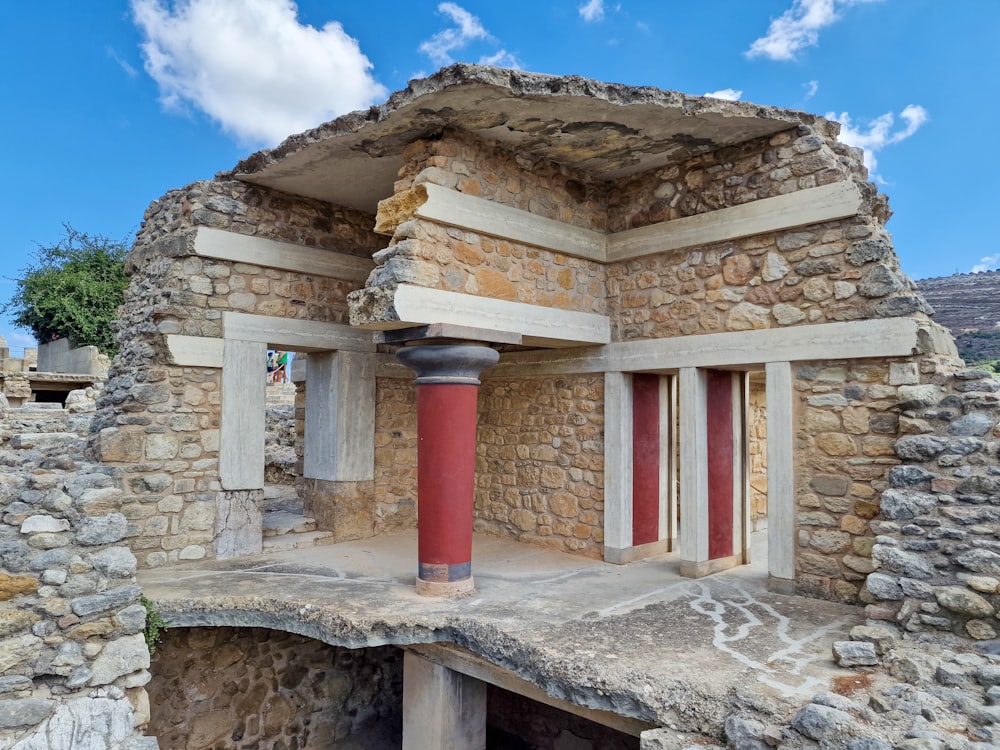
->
(419, 3), (490, 66)
(827, 104), (928, 178)
(747, 0), (880, 61)
(131, 0), (386, 146)
(804, 79), (819, 99)
(704, 88), (743, 101)
(418, 4), (522, 69)
(579, 0), (605, 22)
(972, 254), (1000, 274)
(106, 47), (138, 78)
(478, 49), (523, 69)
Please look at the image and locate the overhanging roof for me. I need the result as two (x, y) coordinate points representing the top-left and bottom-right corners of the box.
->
(227, 64), (819, 214)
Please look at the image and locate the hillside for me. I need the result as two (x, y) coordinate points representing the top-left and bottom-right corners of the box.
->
(916, 269), (1000, 364)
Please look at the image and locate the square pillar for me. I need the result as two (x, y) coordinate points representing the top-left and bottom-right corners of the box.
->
(403, 651), (486, 750)
(765, 361), (795, 593)
(304, 350), (376, 482)
(604, 372), (672, 564)
(220, 338), (267, 490)
(680, 368), (745, 578)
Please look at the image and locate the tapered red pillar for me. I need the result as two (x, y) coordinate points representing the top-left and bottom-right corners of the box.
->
(396, 343), (499, 596)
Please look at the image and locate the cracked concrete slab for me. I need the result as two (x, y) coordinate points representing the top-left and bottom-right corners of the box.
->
(138, 530), (861, 736)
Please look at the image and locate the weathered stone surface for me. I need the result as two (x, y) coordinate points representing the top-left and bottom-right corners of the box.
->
(894, 435), (949, 461)
(0, 698), (55, 729)
(726, 302), (770, 331)
(76, 513), (128, 546)
(791, 703), (854, 742)
(10, 695), (135, 749)
(866, 573), (904, 600)
(846, 238), (892, 266)
(947, 412), (994, 436)
(89, 547), (138, 578)
(871, 544), (934, 579)
(832, 640), (877, 666)
(71, 584), (142, 617)
(89, 633), (150, 685)
(934, 587), (995, 618)
(878, 489), (938, 520)
(955, 549), (1000, 577)
(858, 265), (905, 298)
(849, 625), (896, 655)
(896, 385), (941, 409)
(0, 572), (39, 600)
(888, 466), (935, 488)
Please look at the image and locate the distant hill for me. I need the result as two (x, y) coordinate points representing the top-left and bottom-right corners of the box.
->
(916, 270), (1000, 364)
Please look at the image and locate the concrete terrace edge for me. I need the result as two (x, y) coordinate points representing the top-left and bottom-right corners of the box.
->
(152, 597), (719, 730)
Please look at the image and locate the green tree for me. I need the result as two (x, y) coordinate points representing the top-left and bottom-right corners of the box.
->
(2, 225), (129, 355)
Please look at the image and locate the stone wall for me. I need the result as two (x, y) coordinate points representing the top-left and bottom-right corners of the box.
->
(606, 128), (924, 342)
(393, 129), (607, 231)
(860, 361), (1000, 640)
(475, 375), (605, 557)
(93, 179), (381, 568)
(0, 432), (155, 748)
(793, 357), (907, 604)
(372, 378), (418, 534)
(147, 627), (402, 749)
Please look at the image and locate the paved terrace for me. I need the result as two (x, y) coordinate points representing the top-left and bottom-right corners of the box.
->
(138, 530), (863, 738)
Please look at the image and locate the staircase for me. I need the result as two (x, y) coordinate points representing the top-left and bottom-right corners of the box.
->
(261, 484), (333, 552)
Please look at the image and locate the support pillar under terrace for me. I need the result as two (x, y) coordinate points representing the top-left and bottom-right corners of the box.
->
(396, 343), (499, 597)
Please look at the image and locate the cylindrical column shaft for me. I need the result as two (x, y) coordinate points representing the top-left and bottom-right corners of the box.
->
(396, 343), (499, 596)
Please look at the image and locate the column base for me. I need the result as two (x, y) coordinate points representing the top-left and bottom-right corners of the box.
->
(604, 539), (672, 564)
(679, 554), (739, 579)
(416, 577), (476, 597)
(767, 575), (796, 595)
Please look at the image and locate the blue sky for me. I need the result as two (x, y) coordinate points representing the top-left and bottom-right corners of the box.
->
(2, 0), (998, 355)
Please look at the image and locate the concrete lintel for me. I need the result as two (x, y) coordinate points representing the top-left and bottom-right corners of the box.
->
(407, 643), (654, 738)
(165, 335), (224, 368)
(375, 322), (522, 346)
(361, 284), (611, 348)
(408, 182), (861, 265)
(488, 318), (928, 378)
(223, 312), (376, 352)
(607, 181), (863, 262)
(193, 226), (374, 282)
(417, 183), (606, 262)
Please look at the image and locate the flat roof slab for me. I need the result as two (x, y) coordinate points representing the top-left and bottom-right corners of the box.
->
(228, 64), (814, 213)
(138, 530), (861, 734)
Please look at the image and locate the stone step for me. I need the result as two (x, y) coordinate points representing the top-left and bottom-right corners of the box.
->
(262, 510), (317, 537)
(261, 529), (333, 552)
(9, 432), (83, 450)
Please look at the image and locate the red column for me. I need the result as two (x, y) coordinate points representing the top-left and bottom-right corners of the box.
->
(706, 369), (734, 560)
(631, 374), (660, 547)
(396, 343), (499, 596)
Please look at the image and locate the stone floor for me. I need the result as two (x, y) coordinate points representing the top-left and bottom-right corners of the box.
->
(139, 530), (864, 739)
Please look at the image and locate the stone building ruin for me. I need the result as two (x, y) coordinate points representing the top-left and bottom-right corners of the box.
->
(5, 65), (1000, 749)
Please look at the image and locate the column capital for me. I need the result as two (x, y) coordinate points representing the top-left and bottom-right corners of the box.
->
(396, 343), (499, 385)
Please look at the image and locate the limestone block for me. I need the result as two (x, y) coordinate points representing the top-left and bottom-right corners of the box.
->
(96, 428), (144, 463)
(0, 698), (55, 729)
(20, 516), (70, 534)
(726, 302), (770, 331)
(76, 514), (129, 546)
(934, 587), (995, 618)
(832, 640), (878, 667)
(89, 634), (151, 685)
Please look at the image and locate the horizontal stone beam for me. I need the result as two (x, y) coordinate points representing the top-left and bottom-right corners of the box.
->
(223, 312), (375, 352)
(606, 180), (864, 262)
(193, 227), (374, 282)
(406, 643), (654, 737)
(413, 183), (606, 262)
(353, 284), (611, 348)
(165, 335), (224, 368)
(378, 181), (862, 264)
(488, 318), (937, 376)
